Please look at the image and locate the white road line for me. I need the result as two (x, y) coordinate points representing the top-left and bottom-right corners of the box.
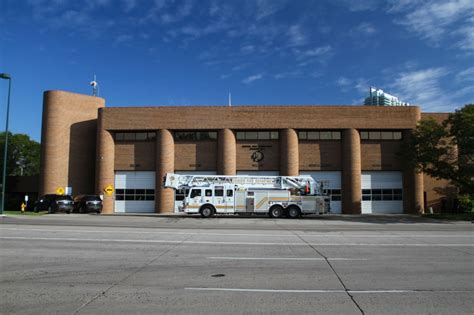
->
(0, 227), (293, 237)
(185, 288), (473, 294)
(1, 227), (472, 238)
(1, 236), (473, 247)
(207, 257), (367, 261)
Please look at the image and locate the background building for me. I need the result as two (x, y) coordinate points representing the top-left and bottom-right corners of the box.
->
(39, 90), (451, 215)
(364, 87), (409, 106)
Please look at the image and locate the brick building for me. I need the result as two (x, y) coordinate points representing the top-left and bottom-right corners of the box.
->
(39, 90), (451, 215)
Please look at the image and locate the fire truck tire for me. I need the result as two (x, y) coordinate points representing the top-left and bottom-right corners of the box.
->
(286, 206), (301, 219)
(200, 205), (215, 218)
(269, 205), (283, 218)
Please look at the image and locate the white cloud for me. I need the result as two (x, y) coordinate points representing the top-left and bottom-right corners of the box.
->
(390, 67), (451, 110)
(354, 78), (370, 94)
(85, 0), (110, 9)
(242, 73), (264, 84)
(453, 17), (474, 51)
(122, 0), (137, 12)
(456, 66), (474, 82)
(161, 0), (193, 24)
(293, 45), (334, 65)
(209, 1), (219, 16)
(356, 22), (376, 35)
(391, 0), (473, 48)
(303, 45), (333, 57)
(336, 0), (379, 12)
(274, 70), (302, 79)
(386, 0), (422, 13)
(114, 34), (133, 46)
(255, 0), (286, 20)
(336, 77), (351, 87)
(287, 24), (307, 46)
(240, 45), (255, 54)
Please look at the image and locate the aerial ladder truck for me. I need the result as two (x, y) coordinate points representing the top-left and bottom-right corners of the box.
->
(164, 173), (329, 218)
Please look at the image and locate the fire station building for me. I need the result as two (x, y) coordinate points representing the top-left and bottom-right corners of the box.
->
(39, 90), (451, 215)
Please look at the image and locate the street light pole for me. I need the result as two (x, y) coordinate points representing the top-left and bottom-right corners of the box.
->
(0, 73), (12, 215)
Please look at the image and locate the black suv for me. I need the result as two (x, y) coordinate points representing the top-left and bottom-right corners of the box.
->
(73, 195), (103, 214)
(33, 194), (74, 213)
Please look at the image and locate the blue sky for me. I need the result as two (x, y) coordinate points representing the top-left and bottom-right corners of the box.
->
(1, 0), (473, 142)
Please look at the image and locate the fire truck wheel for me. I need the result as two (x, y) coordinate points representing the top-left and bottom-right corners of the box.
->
(286, 206), (301, 219)
(200, 206), (214, 218)
(269, 205), (283, 218)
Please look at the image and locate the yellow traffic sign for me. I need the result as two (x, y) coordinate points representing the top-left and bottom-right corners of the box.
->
(56, 187), (65, 195)
(104, 184), (114, 196)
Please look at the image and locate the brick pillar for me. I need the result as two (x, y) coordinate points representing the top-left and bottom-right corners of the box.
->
(95, 109), (115, 214)
(155, 129), (174, 213)
(280, 128), (299, 176)
(402, 130), (424, 214)
(342, 128), (361, 214)
(217, 129), (236, 175)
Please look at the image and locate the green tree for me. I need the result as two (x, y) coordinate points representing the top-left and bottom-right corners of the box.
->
(402, 104), (473, 201)
(0, 132), (41, 176)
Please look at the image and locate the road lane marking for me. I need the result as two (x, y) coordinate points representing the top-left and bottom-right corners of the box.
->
(185, 287), (474, 294)
(1, 236), (473, 247)
(1, 227), (472, 238)
(207, 257), (368, 261)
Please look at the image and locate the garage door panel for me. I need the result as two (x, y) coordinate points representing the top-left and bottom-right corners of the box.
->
(362, 172), (402, 189)
(361, 171), (403, 214)
(115, 171), (155, 213)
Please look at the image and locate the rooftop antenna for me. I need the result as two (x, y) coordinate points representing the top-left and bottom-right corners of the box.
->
(90, 75), (99, 96)
(228, 92), (232, 107)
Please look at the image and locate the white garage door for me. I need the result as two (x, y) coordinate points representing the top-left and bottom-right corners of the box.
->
(115, 171), (155, 213)
(361, 171), (403, 214)
(174, 171), (217, 213)
(300, 171), (342, 214)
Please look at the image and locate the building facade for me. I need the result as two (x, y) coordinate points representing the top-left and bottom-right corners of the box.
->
(39, 90), (451, 215)
(364, 87), (409, 106)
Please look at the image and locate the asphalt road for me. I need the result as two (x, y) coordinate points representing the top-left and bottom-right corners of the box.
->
(1, 214), (473, 314)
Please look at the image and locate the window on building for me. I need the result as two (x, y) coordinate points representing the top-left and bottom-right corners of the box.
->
(115, 132), (156, 142)
(360, 131), (403, 140)
(115, 189), (155, 201)
(174, 131), (217, 141)
(236, 131), (280, 140)
(329, 189), (341, 201)
(361, 188), (403, 201)
(298, 130), (341, 140)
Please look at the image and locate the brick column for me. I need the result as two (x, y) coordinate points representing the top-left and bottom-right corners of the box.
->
(217, 129), (236, 175)
(342, 128), (361, 214)
(402, 130), (424, 214)
(280, 128), (299, 176)
(95, 109), (115, 214)
(155, 129), (174, 213)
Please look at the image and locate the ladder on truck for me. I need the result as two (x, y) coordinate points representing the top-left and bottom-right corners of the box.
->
(164, 173), (327, 195)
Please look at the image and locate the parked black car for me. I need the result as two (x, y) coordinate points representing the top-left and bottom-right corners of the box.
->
(33, 194), (74, 213)
(73, 195), (103, 214)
